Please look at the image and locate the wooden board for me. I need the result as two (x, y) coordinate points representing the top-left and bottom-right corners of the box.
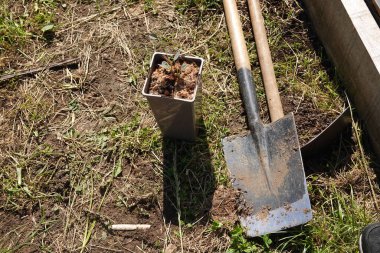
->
(303, 0), (380, 159)
(374, 0), (380, 16)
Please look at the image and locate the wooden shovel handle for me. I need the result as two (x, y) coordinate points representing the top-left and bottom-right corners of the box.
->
(224, 0), (252, 73)
(224, 0), (261, 124)
(248, 0), (284, 122)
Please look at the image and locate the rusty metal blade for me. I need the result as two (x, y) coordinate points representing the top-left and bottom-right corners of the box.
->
(222, 113), (312, 236)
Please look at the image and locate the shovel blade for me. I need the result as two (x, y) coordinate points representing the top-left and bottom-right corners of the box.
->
(222, 113), (312, 237)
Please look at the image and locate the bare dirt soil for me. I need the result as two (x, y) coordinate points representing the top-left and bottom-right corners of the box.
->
(210, 185), (240, 229)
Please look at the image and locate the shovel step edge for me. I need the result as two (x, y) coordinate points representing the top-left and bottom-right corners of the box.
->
(240, 193), (312, 237)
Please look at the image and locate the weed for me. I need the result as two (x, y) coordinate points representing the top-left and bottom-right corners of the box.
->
(227, 225), (258, 253)
(68, 99), (79, 112)
(210, 220), (223, 231)
(0, 13), (30, 48)
(0, 0), (56, 48)
(261, 234), (273, 250)
(159, 52), (188, 81)
(144, 0), (158, 14)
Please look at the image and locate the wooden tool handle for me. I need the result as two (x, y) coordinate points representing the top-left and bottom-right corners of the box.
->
(224, 0), (252, 72)
(248, 0), (284, 122)
(224, 0), (261, 125)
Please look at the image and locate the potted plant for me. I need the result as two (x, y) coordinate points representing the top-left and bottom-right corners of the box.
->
(142, 52), (205, 141)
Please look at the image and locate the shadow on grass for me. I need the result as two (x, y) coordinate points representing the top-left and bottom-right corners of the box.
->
(303, 127), (354, 176)
(162, 125), (216, 225)
(303, 120), (380, 189)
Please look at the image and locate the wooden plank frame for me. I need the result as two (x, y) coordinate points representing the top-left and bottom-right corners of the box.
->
(303, 0), (380, 159)
(373, 0), (380, 16)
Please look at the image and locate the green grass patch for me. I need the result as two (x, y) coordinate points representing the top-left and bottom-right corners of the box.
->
(225, 183), (374, 253)
(0, 0), (57, 49)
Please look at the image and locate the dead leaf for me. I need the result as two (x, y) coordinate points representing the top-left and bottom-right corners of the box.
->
(164, 244), (177, 253)
(0, 57), (8, 68)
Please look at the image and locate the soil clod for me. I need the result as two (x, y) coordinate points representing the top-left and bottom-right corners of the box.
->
(149, 56), (199, 100)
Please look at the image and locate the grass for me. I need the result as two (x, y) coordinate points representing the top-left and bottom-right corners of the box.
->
(176, 0), (221, 12)
(0, 0), (379, 252)
(0, 0), (56, 51)
(308, 185), (372, 252)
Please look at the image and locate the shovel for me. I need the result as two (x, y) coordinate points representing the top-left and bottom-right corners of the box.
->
(222, 0), (312, 237)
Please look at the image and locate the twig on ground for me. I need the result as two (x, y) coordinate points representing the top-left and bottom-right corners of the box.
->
(295, 91), (305, 113)
(110, 224), (151, 230)
(0, 58), (80, 83)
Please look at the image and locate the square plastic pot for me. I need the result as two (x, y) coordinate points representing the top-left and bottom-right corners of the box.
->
(142, 52), (205, 141)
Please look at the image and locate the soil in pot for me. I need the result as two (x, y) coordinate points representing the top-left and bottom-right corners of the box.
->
(148, 55), (200, 100)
